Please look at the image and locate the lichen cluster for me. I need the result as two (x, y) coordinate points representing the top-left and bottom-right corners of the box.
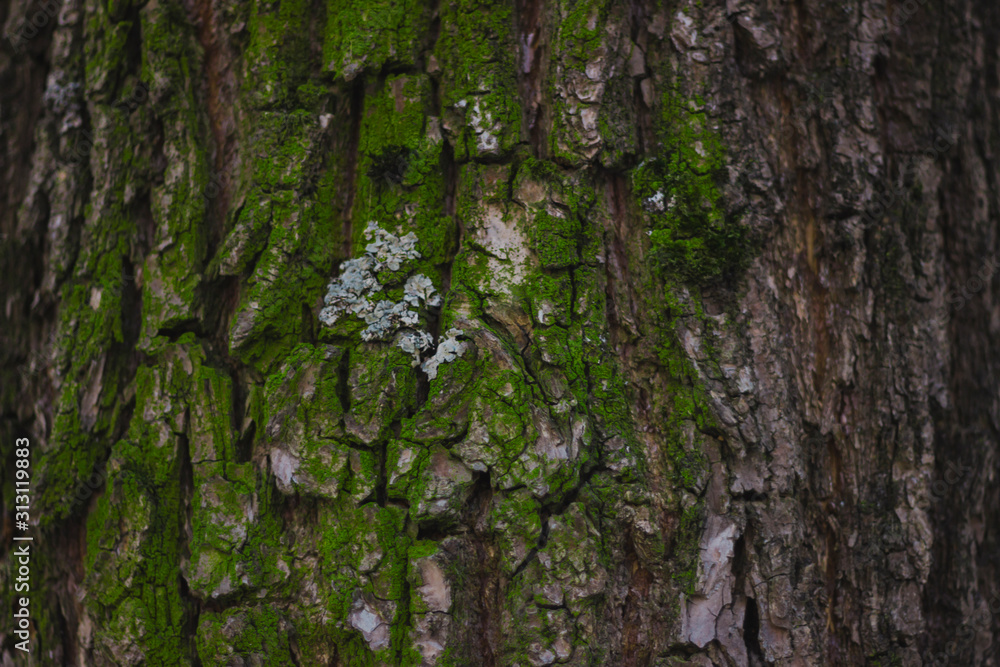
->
(319, 221), (465, 377)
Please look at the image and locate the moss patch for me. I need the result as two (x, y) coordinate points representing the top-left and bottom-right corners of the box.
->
(633, 92), (750, 286)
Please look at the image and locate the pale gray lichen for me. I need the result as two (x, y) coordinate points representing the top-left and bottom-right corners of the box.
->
(403, 274), (441, 307)
(361, 299), (419, 342)
(319, 255), (378, 325)
(364, 220), (420, 271)
(644, 190), (677, 213)
(396, 330), (435, 364)
(420, 329), (467, 379)
(320, 221), (466, 372)
(43, 74), (84, 133)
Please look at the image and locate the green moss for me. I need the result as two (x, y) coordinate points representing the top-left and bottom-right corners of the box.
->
(596, 72), (639, 168)
(186, 463), (258, 596)
(530, 211), (581, 270)
(491, 491), (544, 574)
(84, 359), (194, 662)
(867, 651), (903, 666)
(227, 113), (341, 370)
(84, 15), (134, 95)
(522, 272), (574, 326)
(433, 0), (521, 160)
(406, 345), (478, 443)
(136, 1), (219, 346)
(547, 0), (617, 164)
(294, 616), (375, 666)
(37, 123), (149, 523)
(323, 0), (430, 79)
(516, 154), (558, 181)
(513, 157), (602, 268)
(244, 0), (318, 109)
(188, 364), (236, 461)
(352, 74), (456, 270)
(672, 503), (705, 595)
(221, 0), (345, 371)
(196, 606), (296, 665)
(310, 500), (411, 663)
(633, 92), (750, 286)
(263, 344), (346, 436)
(553, 0), (611, 63)
(477, 361), (534, 458)
(79, 340), (295, 663)
(651, 297), (717, 491)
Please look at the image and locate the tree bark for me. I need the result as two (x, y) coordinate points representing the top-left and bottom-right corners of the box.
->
(2, 0), (999, 664)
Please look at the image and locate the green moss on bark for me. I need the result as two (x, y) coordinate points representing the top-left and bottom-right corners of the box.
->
(323, 0), (430, 80)
(433, 0), (521, 159)
(633, 92), (750, 286)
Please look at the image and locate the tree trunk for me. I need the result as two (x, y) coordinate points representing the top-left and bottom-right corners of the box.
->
(2, 0), (999, 664)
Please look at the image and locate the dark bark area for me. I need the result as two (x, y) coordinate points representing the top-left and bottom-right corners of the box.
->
(1, 0), (999, 665)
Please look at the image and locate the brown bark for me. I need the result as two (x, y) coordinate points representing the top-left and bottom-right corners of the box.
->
(1, 0), (999, 665)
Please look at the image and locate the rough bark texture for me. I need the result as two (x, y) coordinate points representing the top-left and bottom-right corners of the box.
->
(2, 0), (999, 664)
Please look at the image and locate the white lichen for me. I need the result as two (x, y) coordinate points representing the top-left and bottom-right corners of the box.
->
(364, 220), (420, 271)
(470, 99), (500, 154)
(396, 330), (435, 364)
(361, 300), (420, 341)
(318, 255), (378, 326)
(403, 273), (441, 307)
(420, 329), (467, 380)
(320, 221), (466, 373)
(645, 190), (666, 212)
